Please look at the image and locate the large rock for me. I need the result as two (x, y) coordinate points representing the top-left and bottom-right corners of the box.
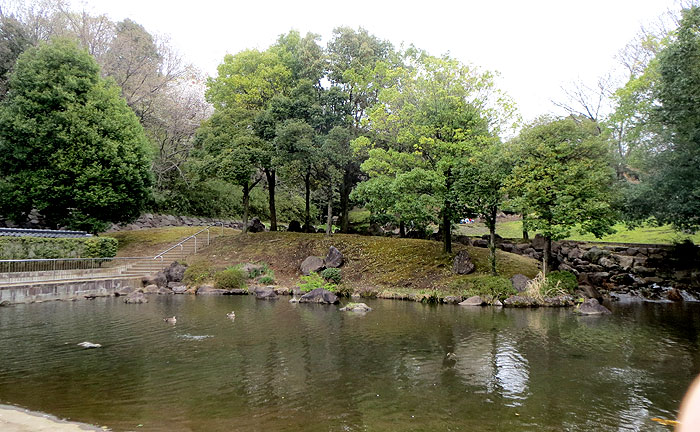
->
(142, 284), (160, 294)
(459, 296), (484, 306)
(510, 274), (530, 293)
(300, 256), (325, 275)
(168, 282), (187, 294)
(442, 296), (463, 304)
(287, 220), (303, 232)
(324, 246), (344, 268)
(576, 298), (612, 315)
(580, 284), (602, 302)
(298, 288), (339, 304)
(452, 250), (475, 275)
(542, 295), (574, 307)
(252, 286), (278, 300)
(503, 295), (538, 307)
(165, 261), (186, 282)
(247, 217), (266, 233)
(241, 263), (265, 276)
(531, 234), (546, 250)
(115, 286), (137, 297)
(143, 271), (167, 288)
(197, 285), (230, 295)
(667, 288), (683, 302)
(340, 302), (372, 312)
(124, 291), (148, 304)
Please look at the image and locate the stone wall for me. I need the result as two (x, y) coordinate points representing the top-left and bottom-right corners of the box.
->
(0, 277), (142, 304)
(106, 213), (244, 232)
(460, 234), (700, 296)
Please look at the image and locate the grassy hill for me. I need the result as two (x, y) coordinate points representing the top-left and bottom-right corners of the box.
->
(190, 231), (539, 297)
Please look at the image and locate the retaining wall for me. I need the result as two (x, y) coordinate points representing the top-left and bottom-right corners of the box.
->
(0, 277), (142, 304)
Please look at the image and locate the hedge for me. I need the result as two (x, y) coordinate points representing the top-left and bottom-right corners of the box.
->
(0, 236), (118, 259)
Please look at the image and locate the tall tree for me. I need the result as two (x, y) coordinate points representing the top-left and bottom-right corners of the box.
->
(638, 6), (700, 232)
(507, 116), (618, 273)
(327, 27), (394, 233)
(0, 39), (152, 233)
(455, 144), (512, 275)
(358, 51), (513, 253)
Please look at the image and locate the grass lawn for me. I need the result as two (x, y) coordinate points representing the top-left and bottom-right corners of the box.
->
(456, 220), (700, 245)
(105, 226), (239, 257)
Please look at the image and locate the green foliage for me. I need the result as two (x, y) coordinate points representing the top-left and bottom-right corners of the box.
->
(321, 267), (342, 284)
(0, 39), (152, 233)
(299, 271), (337, 292)
(507, 117), (619, 243)
(354, 50), (515, 252)
(214, 268), (248, 290)
(183, 260), (215, 284)
(544, 271), (578, 295)
(634, 6), (700, 232)
(451, 275), (516, 303)
(0, 236), (117, 259)
(258, 274), (275, 285)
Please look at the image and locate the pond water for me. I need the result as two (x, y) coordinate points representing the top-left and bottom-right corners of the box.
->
(0, 295), (698, 431)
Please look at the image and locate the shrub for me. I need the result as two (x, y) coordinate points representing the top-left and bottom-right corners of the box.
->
(299, 271), (337, 293)
(258, 273), (275, 285)
(466, 275), (516, 302)
(183, 260), (215, 284)
(0, 236), (118, 259)
(214, 268), (247, 290)
(321, 268), (342, 284)
(544, 271), (577, 295)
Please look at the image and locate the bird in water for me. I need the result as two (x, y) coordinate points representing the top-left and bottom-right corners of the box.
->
(163, 316), (177, 324)
(227, 311), (235, 320)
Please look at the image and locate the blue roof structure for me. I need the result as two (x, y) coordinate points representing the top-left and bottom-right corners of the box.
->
(0, 228), (92, 238)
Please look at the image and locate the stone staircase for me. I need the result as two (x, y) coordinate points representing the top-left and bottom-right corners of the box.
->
(0, 225), (222, 286)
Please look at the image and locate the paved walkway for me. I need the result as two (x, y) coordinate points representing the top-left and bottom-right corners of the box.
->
(0, 405), (103, 431)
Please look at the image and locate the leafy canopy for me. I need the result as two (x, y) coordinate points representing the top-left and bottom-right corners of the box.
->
(0, 39), (152, 233)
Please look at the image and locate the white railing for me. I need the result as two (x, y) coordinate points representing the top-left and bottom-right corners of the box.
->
(0, 223), (226, 286)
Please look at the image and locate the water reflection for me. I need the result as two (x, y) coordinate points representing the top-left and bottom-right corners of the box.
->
(0, 297), (697, 431)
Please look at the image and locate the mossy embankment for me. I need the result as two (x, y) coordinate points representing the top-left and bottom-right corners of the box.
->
(189, 231), (539, 298)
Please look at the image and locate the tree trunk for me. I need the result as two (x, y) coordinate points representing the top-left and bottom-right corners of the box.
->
(339, 168), (351, 233)
(304, 170), (311, 232)
(487, 206), (497, 276)
(242, 183), (250, 234)
(522, 213), (529, 241)
(442, 209), (452, 253)
(442, 172), (454, 254)
(325, 186), (333, 236)
(543, 236), (552, 275)
(265, 169), (277, 231)
(399, 220), (405, 238)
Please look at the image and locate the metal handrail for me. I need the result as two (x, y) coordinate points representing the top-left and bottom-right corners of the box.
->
(153, 223), (224, 260)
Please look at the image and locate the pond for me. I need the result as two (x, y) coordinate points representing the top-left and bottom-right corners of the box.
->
(0, 295), (698, 431)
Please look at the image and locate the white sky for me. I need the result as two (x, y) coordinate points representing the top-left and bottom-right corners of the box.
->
(71, 0), (679, 121)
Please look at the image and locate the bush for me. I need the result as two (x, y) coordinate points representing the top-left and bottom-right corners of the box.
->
(214, 268), (247, 290)
(183, 260), (215, 284)
(321, 268), (342, 284)
(451, 275), (516, 303)
(544, 271), (578, 295)
(0, 236), (118, 259)
(299, 271), (337, 293)
(258, 272), (275, 285)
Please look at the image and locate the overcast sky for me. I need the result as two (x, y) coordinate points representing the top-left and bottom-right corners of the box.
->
(70, 0), (679, 121)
